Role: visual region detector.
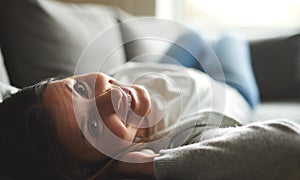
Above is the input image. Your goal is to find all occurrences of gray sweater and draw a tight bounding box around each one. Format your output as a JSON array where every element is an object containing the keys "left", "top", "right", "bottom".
[{"left": 153, "top": 112, "right": 300, "bottom": 180}]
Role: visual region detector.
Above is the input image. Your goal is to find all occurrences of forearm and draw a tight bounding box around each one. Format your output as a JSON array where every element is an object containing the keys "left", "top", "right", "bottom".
[
  {"left": 153, "top": 120, "right": 300, "bottom": 179},
  {"left": 111, "top": 149, "right": 157, "bottom": 179},
  {"left": 113, "top": 161, "right": 155, "bottom": 179}
]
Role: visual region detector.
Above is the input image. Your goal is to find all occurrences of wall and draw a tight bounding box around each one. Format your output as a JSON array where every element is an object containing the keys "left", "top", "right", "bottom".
[{"left": 58, "top": 0, "right": 155, "bottom": 16}]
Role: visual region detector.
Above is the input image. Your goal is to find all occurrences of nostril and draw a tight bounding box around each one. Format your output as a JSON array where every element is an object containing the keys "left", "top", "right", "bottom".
[{"left": 109, "top": 79, "right": 122, "bottom": 86}]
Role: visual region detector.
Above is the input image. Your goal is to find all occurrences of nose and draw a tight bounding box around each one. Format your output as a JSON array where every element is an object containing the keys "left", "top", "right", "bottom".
[
  {"left": 94, "top": 84, "right": 129, "bottom": 126},
  {"left": 88, "top": 73, "right": 123, "bottom": 114},
  {"left": 85, "top": 72, "right": 115, "bottom": 98}
]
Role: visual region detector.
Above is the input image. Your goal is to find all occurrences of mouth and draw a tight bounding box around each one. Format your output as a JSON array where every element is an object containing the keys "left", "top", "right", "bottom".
[
  {"left": 123, "top": 88, "right": 136, "bottom": 111},
  {"left": 113, "top": 87, "right": 136, "bottom": 126}
]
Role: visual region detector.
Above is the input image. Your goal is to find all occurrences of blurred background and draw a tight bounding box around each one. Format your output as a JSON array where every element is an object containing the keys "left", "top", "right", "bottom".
[
  {"left": 59, "top": 0, "right": 300, "bottom": 40},
  {"left": 56, "top": 0, "right": 300, "bottom": 121},
  {"left": 1, "top": 0, "right": 300, "bottom": 121}
]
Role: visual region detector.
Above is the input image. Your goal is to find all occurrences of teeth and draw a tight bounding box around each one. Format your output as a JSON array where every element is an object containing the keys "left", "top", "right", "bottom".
[{"left": 127, "top": 93, "right": 132, "bottom": 106}]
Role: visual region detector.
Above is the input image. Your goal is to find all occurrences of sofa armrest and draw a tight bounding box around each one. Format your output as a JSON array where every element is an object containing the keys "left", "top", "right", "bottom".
[{"left": 250, "top": 33, "right": 300, "bottom": 100}]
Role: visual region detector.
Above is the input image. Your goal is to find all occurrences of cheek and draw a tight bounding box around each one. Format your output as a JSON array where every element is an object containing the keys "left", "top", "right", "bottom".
[
  {"left": 101, "top": 114, "right": 133, "bottom": 141},
  {"left": 95, "top": 92, "right": 116, "bottom": 116},
  {"left": 94, "top": 92, "right": 138, "bottom": 142}
]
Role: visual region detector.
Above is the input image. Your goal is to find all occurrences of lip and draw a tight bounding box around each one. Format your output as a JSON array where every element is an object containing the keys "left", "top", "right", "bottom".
[
  {"left": 111, "top": 87, "right": 136, "bottom": 126},
  {"left": 121, "top": 87, "right": 136, "bottom": 111}
]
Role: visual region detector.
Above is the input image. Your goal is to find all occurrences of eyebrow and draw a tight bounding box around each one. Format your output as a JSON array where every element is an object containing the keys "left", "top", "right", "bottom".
[{"left": 64, "top": 80, "right": 79, "bottom": 98}]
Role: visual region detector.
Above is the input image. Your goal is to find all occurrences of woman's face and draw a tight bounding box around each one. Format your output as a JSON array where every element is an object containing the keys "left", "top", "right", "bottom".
[{"left": 42, "top": 73, "right": 151, "bottom": 162}]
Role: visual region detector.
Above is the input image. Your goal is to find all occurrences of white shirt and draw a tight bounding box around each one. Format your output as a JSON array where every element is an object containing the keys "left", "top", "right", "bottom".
[{"left": 109, "top": 62, "right": 251, "bottom": 128}]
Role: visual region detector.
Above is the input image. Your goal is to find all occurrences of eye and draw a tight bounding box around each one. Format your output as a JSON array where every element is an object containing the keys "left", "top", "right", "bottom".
[
  {"left": 74, "top": 80, "right": 89, "bottom": 98},
  {"left": 88, "top": 117, "right": 101, "bottom": 138}
]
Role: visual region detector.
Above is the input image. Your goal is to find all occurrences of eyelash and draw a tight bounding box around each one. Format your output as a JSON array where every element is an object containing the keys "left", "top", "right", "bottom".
[{"left": 74, "top": 80, "right": 90, "bottom": 98}]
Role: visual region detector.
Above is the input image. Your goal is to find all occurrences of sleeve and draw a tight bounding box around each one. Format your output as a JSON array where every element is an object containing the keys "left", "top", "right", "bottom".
[
  {"left": 153, "top": 119, "right": 300, "bottom": 180},
  {"left": 0, "top": 82, "right": 19, "bottom": 103}
]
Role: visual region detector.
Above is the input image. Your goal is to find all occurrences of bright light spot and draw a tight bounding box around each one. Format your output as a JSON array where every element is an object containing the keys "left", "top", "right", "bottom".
[{"left": 185, "top": 0, "right": 300, "bottom": 27}]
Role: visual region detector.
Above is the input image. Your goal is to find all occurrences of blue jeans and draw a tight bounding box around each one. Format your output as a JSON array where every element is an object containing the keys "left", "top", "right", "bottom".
[{"left": 162, "top": 31, "right": 260, "bottom": 109}]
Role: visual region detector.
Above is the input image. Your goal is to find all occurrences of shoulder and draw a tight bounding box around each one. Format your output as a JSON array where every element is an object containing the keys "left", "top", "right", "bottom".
[{"left": 156, "top": 111, "right": 240, "bottom": 148}]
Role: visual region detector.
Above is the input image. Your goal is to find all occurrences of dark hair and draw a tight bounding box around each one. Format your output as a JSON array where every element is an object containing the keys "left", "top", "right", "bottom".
[
  {"left": 0, "top": 79, "right": 152, "bottom": 180},
  {"left": 0, "top": 79, "right": 86, "bottom": 180}
]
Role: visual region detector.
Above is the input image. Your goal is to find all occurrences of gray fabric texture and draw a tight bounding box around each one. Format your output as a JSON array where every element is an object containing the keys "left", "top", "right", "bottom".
[
  {"left": 154, "top": 112, "right": 300, "bottom": 180},
  {"left": 120, "top": 18, "right": 191, "bottom": 63},
  {"left": 0, "top": 0, "right": 126, "bottom": 88}
]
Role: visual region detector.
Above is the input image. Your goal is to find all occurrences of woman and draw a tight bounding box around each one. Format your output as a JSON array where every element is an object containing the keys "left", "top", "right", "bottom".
[{"left": 2, "top": 32, "right": 298, "bottom": 180}]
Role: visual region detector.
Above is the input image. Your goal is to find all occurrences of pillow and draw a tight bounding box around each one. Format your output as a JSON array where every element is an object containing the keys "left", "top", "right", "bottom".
[
  {"left": 120, "top": 18, "right": 192, "bottom": 63},
  {"left": 0, "top": 0, "right": 126, "bottom": 88},
  {"left": 250, "top": 33, "right": 300, "bottom": 100},
  {"left": 0, "top": 49, "right": 10, "bottom": 84}
]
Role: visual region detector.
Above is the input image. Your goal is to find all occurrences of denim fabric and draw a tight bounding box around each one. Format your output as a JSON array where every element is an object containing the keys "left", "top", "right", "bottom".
[{"left": 162, "top": 31, "right": 260, "bottom": 109}]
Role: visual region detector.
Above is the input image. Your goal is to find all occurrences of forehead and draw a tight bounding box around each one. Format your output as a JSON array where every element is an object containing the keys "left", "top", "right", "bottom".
[
  {"left": 42, "top": 80, "right": 72, "bottom": 119},
  {"left": 41, "top": 80, "right": 106, "bottom": 162},
  {"left": 42, "top": 81, "right": 87, "bottom": 155},
  {"left": 42, "top": 80, "right": 79, "bottom": 137}
]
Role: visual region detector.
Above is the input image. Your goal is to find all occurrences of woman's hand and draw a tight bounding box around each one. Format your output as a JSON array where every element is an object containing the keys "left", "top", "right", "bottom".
[{"left": 113, "top": 149, "right": 159, "bottom": 179}]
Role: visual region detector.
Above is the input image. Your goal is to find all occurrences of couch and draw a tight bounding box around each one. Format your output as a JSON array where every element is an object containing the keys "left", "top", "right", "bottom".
[
  {"left": 1, "top": 0, "right": 300, "bottom": 116},
  {"left": 1, "top": 0, "right": 300, "bottom": 179},
  {"left": 1, "top": 0, "right": 300, "bottom": 123},
  {"left": 250, "top": 33, "right": 300, "bottom": 122}
]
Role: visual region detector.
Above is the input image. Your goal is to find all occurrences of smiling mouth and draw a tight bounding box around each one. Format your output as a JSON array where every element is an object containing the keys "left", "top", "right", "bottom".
[
  {"left": 124, "top": 89, "right": 138, "bottom": 126},
  {"left": 121, "top": 87, "right": 136, "bottom": 111},
  {"left": 126, "top": 92, "right": 132, "bottom": 108},
  {"left": 113, "top": 88, "right": 135, "bottom": 126}
]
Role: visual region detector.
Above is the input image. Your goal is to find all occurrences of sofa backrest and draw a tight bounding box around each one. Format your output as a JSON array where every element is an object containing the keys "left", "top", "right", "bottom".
[
  {"left": 1, "top": 0, "right": 300, "bottom": 101},
  {"left": 250, "top": 34, "right": 300, "bottom": 100},
  {"left": 0, "top": 0, "right": 127, "bottom": 88}
]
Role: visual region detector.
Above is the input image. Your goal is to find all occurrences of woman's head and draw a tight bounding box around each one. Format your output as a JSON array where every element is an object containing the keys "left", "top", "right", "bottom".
[
  {"left": 0, "top": 79, "right": 83, "bottom": 179},
  {"left": 0, "top": 72, "right": 152, "bottom": 179},
  {"left": 42, "top": 72, "right": 151, "bottom": 163}
]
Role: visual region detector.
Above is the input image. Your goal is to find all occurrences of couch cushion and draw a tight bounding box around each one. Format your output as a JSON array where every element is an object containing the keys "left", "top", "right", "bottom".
[
  {"left": 252, "top": 101, "right": 300, "bottom": 124},
  {"left": 120, "top": 18, "right": 193, "bottom": 63},
  {"left": 0, "top": 49, "right": 9, "bottom": 84},
  {"left": 250, "top": 34, "right": 300, "bottom": 100},
  {"left": 0, "top": 0, "right": 126, "bottom": 88}
]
